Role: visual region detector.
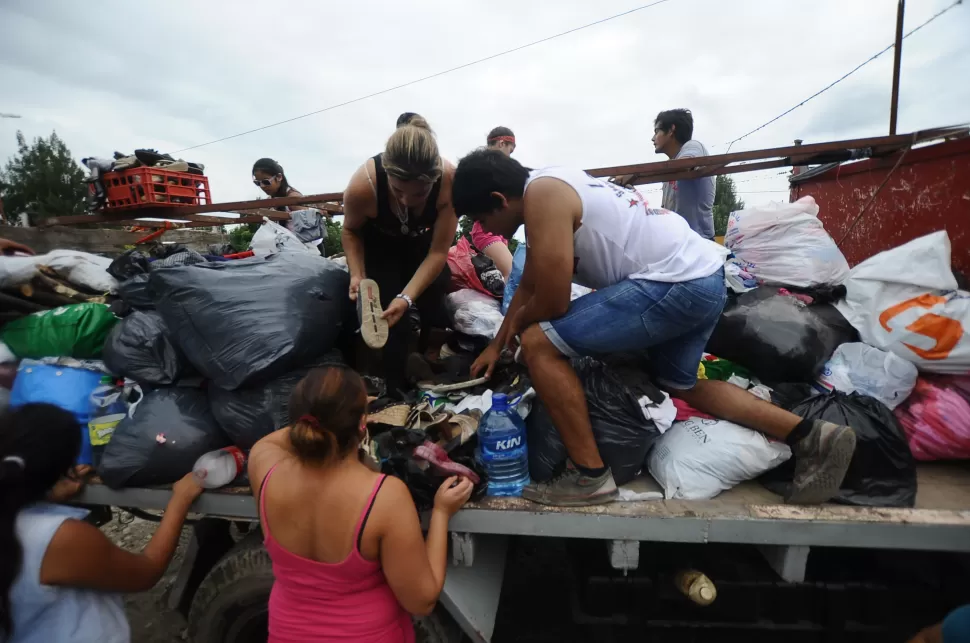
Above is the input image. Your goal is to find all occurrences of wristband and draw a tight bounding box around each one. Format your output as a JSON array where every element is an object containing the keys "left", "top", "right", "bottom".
[{"left": 395, "top": 293, "right": 413, "bottom": 308}]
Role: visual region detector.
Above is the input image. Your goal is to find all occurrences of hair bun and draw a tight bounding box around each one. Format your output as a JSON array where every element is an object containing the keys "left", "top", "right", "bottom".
[{"left": 405, "top": 115, "right": 432, "bottom": 132}]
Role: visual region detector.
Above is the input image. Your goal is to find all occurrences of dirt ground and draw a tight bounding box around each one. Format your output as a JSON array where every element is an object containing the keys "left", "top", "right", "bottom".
[{"left": 102, "top": 512, "right": 193, "bottom": 643}]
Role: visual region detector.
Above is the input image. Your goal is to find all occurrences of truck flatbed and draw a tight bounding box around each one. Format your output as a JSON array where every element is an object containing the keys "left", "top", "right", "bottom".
[{"left": 78, "top": 461, "right": 970, "bottom": 553}]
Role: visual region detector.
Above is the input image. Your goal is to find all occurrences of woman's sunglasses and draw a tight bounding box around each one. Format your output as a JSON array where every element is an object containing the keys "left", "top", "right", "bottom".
[{"left": 253, "top": 175, "right": 279, "bottom": 187}]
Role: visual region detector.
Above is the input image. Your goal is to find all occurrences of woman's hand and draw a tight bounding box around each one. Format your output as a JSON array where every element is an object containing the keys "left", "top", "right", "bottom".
[
  {"left": 433, "top": 476, "right": 474, "bottom": 517},
  {"left": 381, "top": 296, "right": 410, "bottom": 328},
  {"left": 470, "top": 343, "right": 501, "bottom": 379},
  {"left": 349, "top": 275, "right": 362, "bottom": 302},
  {"left": 47, "top": 465, "right": 93, "bottom": 502}
]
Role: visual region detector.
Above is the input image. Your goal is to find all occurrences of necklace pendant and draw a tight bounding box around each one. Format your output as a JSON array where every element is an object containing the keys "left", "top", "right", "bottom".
[{"left": 401, "top": 224, "right": 409, "bottom": 235}]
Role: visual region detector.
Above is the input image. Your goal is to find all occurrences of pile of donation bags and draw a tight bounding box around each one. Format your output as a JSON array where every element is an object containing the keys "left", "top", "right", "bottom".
[
  {"left": 2, "top": 202, "right": 969, "bottom": 510},
  {"left": 0, "top": 237, "right": 356, "bottom": 490}
]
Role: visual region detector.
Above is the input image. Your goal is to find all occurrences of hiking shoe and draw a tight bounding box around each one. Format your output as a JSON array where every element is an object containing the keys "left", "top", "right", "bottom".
[
  {"left": 522, "top": 461, "right": 618, "bottom": 507},
  {"left": 786, "top": 421, "right": 857, "bottom": 505},
  {"left": 357, "top": 278, "right": 388, "bottom": 350}
]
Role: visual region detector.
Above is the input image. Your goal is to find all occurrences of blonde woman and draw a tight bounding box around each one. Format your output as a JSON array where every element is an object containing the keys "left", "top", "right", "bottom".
[{"left": 342, "top": 114, "right": 458, "bottom": 396}]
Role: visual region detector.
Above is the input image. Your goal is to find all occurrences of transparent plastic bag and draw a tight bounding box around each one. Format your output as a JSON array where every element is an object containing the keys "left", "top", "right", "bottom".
[
  {"left": 445, "top": 289, "right": 504, "bottom": 339},
  {"left": 725, "top": 196, "right": 849, "bottom": 287}
]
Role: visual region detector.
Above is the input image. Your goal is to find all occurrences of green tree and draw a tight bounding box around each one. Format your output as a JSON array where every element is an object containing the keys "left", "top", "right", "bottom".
[
  {"left": 0, "top": 131, "right": 87, "bottom": 223},
  {"left": 322, "top": 218, "right": 344, "bottom": 256},
  {"left": 712, "top": 175, "right": 744, "bottom": 238},
  {"left": 228, "top": 223, "right": 259, "bottom": 252}
]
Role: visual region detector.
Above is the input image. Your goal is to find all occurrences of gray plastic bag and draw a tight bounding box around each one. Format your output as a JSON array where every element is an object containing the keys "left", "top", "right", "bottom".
[
  {"left": 98, "top": 389, "right": 229, "bottom": 488},
  {"left": 103, "top": 311, "right": 188, "bottom": 385},
  {"left": 150, "top": 253, "right": 350, "bottom": 390}
]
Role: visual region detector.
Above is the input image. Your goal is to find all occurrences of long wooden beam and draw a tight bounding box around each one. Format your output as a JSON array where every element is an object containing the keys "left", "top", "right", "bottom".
[
  {"left": 587, "top": 125, "right": 966, "bottom": 179},
  {"left": 41, "top": 192, "right": 344, "bottom": 227}
]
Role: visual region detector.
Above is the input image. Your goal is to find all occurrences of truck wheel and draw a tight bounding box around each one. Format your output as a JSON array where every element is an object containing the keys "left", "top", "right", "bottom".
[
  {"left": 414, "top": 606, "right": 467, "bottom": 643},
  {"left": 187, "top": 535, "right": 271, "bottom": 643}
]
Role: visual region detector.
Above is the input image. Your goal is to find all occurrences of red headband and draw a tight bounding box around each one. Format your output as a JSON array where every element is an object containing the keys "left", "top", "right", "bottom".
[
  {"left": 488, "top": 135, "right": 516, "bottom": 145},
  {"left": 298, "top": 415, "right": 320, "bottom": 429}
]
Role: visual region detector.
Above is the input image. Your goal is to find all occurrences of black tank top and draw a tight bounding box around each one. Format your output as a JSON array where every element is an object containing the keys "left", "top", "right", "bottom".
[{"left": 366, "top": 154, "right": 442, "bottom": 240}]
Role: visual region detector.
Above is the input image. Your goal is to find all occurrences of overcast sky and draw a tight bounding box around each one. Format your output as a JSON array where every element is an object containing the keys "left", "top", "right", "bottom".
[{"left": 1, "top": 0, "right": 968, "bottom": 213}]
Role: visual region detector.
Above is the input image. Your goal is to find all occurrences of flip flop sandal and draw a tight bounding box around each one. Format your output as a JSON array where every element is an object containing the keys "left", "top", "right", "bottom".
[
  {"left": 417, "top": 376, "right": 489, "bottom": 394},
  {"left": 357, "top": 279, "right": 388, "bottom": 349}
]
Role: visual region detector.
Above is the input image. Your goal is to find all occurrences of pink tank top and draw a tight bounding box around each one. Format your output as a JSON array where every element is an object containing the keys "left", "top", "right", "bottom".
[{"left": 260, "top": 467, "right": 415, "bottom": 643}]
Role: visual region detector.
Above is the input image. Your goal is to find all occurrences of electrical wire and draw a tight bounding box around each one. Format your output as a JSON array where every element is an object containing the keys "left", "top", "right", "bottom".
[
  {"left": 174, "top": 0, "right": 675, "bottom": 153},
  {"left": 720, "top": 0, "right": 963, "bottom": 151}
]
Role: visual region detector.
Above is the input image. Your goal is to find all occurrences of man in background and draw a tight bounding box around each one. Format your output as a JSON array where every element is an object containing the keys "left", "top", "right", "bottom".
[
  {"left": 653, "top": 109, "right": 716, "bottom": 240},
  {"left": 487, "top": 126, "right": 516, "bottom": 157}
]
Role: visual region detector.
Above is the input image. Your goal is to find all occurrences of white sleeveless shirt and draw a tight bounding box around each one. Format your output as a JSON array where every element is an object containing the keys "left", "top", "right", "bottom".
[{"left": 524, "top": 167, "right": 725, "bottom": 289}]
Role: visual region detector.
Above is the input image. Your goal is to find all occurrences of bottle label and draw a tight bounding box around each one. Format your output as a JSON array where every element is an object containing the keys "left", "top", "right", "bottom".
[
  {"left": 493, "top": 436, "right": 523, "bottom": 451},
  {"left": 223, "top": 446, "right": 246, "bottom": 476}
]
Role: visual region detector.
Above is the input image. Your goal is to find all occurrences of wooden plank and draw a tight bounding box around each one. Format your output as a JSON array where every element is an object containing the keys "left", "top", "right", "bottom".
[
  {"left": 586, "top": 125, "right": 967, "bottom": 179},
  {"left": 40, "top": 192, "right": 346, "bottom": 227}
]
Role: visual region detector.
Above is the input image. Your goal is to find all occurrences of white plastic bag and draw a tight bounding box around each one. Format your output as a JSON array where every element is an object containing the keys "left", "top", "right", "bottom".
[
  {"left": 724, "top": 195, "right": 849, "bottom": 288},
  {"left": 835, "top": 231, "right": 970, "bottom": 374},
  {"left": 250, "top": 219, "right": 318, "bottom": 258},
  {"left": 445, "top": 289, "right": 504, "bottom": 339},
  {"left": 0, "top": 249, "right": 117, "bottom": 293},
  {"left": 817, "top": 343, "right": 918, "bottom": 410},
  {"left": 647, "top": 417, "right": 791, "bottom": 500}
]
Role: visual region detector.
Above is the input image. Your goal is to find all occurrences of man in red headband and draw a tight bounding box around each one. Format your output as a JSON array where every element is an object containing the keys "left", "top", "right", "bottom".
[{"left": 487, "top": 126, "right": 516, "bottom": 157}]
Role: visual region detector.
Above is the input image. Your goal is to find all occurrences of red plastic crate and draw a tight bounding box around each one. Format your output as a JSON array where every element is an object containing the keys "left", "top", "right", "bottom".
[{"left": 97, "top": 167, "right": 212, "bottom": 210}]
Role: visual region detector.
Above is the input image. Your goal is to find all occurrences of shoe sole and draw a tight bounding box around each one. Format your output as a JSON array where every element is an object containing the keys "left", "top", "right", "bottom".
[
  {"left": 521, "top": 487, "right": 618, "bottom": 507},
  {"left": 785, "top": 426, "right": 857, "bottom": 505},
  {"left": 358, "top": 279, "right": 388, "bottom": 350}
]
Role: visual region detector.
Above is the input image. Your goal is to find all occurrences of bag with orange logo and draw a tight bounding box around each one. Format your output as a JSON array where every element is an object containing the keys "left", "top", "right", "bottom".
[{"left": 835, "top": 232, "right": 970, "bottom": 374}]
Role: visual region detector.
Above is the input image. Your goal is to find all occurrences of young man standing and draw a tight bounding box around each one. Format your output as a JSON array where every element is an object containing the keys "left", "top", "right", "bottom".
[
  {"left": 653, "top": 109, "right": 716, "bottom": 240},
  {"left": 454, "top": 149, "right": 857, "bottom": 507}
]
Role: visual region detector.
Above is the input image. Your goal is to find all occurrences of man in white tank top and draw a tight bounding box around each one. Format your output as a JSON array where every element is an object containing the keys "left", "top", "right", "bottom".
[{"left": 453, "top": 149, "right": 857, "bottom": 507}]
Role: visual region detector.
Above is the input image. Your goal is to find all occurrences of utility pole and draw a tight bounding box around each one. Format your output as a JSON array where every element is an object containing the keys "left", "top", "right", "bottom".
[{"left": 889, "top": 0, "right": 905, "bottom": 135}]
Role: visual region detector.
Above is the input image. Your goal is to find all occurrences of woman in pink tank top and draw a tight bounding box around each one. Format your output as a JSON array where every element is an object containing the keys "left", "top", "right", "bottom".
[{"left": 248, "top": 365, "right": 474, "bottom": 643}]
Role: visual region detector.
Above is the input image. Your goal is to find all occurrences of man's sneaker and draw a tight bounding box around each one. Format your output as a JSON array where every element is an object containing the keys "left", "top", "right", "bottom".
[
  {"left": 521, "top": 461, "right": 618, "bottom": 507},
  {"left": 786, "top": 421, "right": 857, "bottom": 505},
  {"left": 357, "top": 278, "right": 388, "bottom": 350}
]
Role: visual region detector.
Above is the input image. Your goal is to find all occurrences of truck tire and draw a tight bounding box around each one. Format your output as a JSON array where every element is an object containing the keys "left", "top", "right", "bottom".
[
  {"left": 414, "top": 607, "right": 467, "bottom": 643},
  {"left": 187, "top": 535, "right": 272, "bottom": 643}
]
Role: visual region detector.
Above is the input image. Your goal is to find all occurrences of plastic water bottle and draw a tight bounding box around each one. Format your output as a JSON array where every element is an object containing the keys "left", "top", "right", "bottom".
[
  {"left": 192, "top": 447, "right": 246, "bottom": 489},
  {"left": 477, "top": 393, "right": 530, "bottom": 496}
]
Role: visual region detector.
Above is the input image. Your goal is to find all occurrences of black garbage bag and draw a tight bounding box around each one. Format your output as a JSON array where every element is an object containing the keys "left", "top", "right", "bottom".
[
  {"left": 107, "top": 249, "right": 151, "bottom": 281},
  {"left": 527, "top": 357, "right": 662, "bottom": 486},
  {"left": 379, "top": 431, "right": 488, "bottom": 511},
  {"left": 706, "top": 287, "right": 858, "bottom": 383},
  {"left": 99, "top": 389, "right": 229, "bottom": 488},
  {"left": 150, "top": 253, "right": 350, "bottom": 390},
  {"left": 760, "top": 387, "right": 917, "bottom": 508},
  {"left": 117, "top": 274, "right": 155, "bottom": 310},
  {"left": 208, "top": 352, "right": 344, "bottom": 450},
  {"left": 103, "top": 311, "right": 189, "bottom": 386}
]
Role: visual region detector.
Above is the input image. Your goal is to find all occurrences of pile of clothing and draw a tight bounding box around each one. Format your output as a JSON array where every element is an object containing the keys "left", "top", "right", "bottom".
[{"left": 83, "top": 148, "right": 205, "bottom": 210}]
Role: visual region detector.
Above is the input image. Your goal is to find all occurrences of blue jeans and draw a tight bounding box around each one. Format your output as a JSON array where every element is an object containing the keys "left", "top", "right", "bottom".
[{"left": 539, "top": 269, "right": 727, "bottom": 390}]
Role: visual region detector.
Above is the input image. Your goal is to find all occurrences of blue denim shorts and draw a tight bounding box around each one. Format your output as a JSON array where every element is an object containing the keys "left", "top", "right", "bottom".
[{"left": 539, "top": 268, "right": 727, "bottom": 390}]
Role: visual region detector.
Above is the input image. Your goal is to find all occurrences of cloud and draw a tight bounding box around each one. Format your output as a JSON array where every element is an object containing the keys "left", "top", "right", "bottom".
[{"left": 1, "top": 0, "right": 967, "bottom": 209}]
